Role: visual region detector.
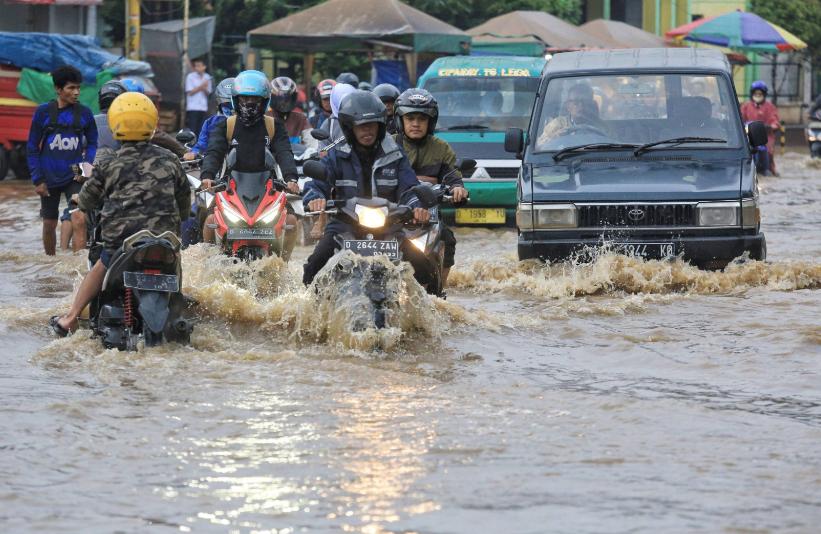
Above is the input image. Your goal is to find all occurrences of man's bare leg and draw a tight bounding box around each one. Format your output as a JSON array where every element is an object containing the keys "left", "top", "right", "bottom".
[
  {"left": 70, "top": 210, "right": 86, "bottom": 252},
  {"left": 60, "top": 220, "right": 72, "bottom": 250},
  {"left": 202, "top": 214, "right": 216, "bottom": 244},
  {"left": 282, "top": 214, "right": 298, "bottom": 262},
  {"left": 43, "top": 219, "right": 58, "bottom": 255},
  {"left": 56, "top": 259, "right": 106, "bottom": 332}
]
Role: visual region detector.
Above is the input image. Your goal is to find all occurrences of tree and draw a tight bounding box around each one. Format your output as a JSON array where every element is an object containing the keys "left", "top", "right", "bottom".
[{"left": 750, "top": 0, "right": 821, "bottom": 67}]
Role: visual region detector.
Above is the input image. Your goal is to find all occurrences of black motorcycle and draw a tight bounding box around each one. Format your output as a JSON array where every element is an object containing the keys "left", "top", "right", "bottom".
[
  {"left": 302, "top": 161, "right": 465, "bottom": 329},
  {"left": 89, "top": 230, "right": 194, "bottom": 350}
]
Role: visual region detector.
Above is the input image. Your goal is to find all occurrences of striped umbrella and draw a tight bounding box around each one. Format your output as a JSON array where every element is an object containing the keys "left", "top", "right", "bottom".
[{"left": 665, "top": 10, "right": 806, "bottom": 53}]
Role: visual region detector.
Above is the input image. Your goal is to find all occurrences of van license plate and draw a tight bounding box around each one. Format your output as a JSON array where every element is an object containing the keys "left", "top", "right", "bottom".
[
  {"left": 343, "top": 240, "right": 400, "bottom": 259},
  {"left": 455, "top": 208, "right": 506, "bottom": 225},
  {"left": 614, "top": 242, "right": 675, "bottom": 258}
]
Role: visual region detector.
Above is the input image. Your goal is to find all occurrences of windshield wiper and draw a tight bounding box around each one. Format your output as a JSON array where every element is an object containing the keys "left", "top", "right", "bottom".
[
  {"left": 444, "top": 124, "right": 489, "bottom": 131},
  {"left": 634, "top": 137, "right": 726, "bottom": 156},
  {"left": 552, "top": 142, "right": 639, "bottom": 162}
]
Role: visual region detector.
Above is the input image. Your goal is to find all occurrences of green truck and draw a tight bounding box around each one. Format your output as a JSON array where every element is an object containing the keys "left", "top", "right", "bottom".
[{"left": 417, "top": 55, "right": 546, "bottom": 225}]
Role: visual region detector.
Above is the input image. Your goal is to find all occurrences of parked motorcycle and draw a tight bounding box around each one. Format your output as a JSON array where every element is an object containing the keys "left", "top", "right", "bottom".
[{"left": 88, "top": 230, "right": 194, "bottom": 350}]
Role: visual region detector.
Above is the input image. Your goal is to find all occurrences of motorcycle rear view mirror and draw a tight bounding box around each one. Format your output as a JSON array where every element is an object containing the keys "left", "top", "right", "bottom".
[
  {"left": 747, "top": 121, "right": 768, "bottom": 148},
  {"left": 458, "top": 158, "right": 477, "bottom": 173},
  {"left": 176, "top": 129, "right": 196, "bottom": 145},
  {"left": 412, "top": 184, "right": 438, "bottom": 208},
  {"left": 310, "top": 128, "right": 330, "bottom": 141},
  {"left": 302, "top": 160, "right": 327, "bottom": 181}
]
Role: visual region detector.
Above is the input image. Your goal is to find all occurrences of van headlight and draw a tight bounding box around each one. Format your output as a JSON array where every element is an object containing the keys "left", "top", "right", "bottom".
[
  {"left": 697, "top": 201, "right": 739, "bottom": 227},
  {"left": 517, "top": 203, "right": 577, "bottom": 230},
  {"left": 355, "top": 205, "right": 388, "bottom": 228}
]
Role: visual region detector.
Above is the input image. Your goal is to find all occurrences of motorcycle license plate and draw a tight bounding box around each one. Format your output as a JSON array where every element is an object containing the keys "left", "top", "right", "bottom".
[
  {"left": 455, "top": 208, "right": 506, "bottom": 225},
  {"left": 226, "top": 227, "right": 275, "bottom": 239},
  {"left": 613, "top": 242, "right": 675, "bottom": 258},
  {"left": 123, "top": 271, "right": 179, "bottom": 292},
  {"left": 343, "top": 239, "right": 400, "bottom": 259}
]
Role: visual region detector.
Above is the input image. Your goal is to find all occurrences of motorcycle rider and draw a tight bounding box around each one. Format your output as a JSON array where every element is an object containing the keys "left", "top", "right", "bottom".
[
  {"left": 301, "top": 90, "right": 430, "bottom": 286},
  {"left": 373, "top": 83, "right": 400, "bottom": 135},
  {"left": 336, "top": 72, "right": 359, "bottom": 87},
  {"left": 358, "top": 81, "right": 373, "bottom": 92},
  {"left": 50, "top": 92, "right": 189, "bottom": 336},
  {"left": 270, "top": 76, "right": 311, "bottom": 143},
  {"left": 310, "top": 78, "right": 336, "bottom": 129},
  {"left": 317, "top": 82, "right": 357, "bottom": 150},
  {"left": 184, "top": 77, "right": 234, "bottom": 160},
  {"left": 199, "top": 70, "right": 300, "bottom": 258},
  {"left": 740, "top": 80, "right": 781, "bottom": 176},
  {"left": 394, "top": 88, "right": 468, "bottom": 287}
]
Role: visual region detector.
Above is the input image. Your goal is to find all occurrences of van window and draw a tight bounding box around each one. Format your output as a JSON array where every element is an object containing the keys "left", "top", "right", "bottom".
[
  {"left": 424, "top": 76, "right": 540, "bottom": 132},
  {"left": 534, "top": 74, "right": 741, "bottom": 151}
]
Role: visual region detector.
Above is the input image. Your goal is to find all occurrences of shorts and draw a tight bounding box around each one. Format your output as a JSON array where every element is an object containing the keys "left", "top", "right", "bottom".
[
  {"left": 59, "top": 206, "right": 72, "bottom": 223},
  {"left": 99, "top": 248, "right": 115, "bottom": 268},
  {"left": 40, "top": 180, "right": 82, "bottom": 220}
]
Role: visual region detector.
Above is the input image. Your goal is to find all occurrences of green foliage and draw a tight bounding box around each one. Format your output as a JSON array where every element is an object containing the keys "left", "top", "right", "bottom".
[
  {"left": 407, "top": 0, "right": 582, "bottom": 28},
  {"left": 750, "top": 0, "right": 821, "bottom": 65}
]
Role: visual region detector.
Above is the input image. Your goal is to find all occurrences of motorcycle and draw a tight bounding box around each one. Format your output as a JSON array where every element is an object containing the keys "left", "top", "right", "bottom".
[
  {"left": 89, "top": 230, "right": 194, "bottom": 350},
  {"left": 807, "top": 110, "right": 821, "bottom": 159},
  {"left": 211, "top": 150, "right": 293, "bottom": 261},
  {"left": 301, "top": 160, "right": 465, "bottom": 330}
]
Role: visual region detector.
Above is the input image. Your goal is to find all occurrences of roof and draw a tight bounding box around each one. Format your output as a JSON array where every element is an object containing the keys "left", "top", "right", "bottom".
[
  {"left": 418, "top": 55, "right": 546, "bottom": 86},
  {"left": 545, "top": 48, "right": 731, "bottom": 75},
  {"left": 579, "top": 19, "right": 666, "bottom": 49},
  {"left": 468, "top": 11, "right": 612, "bottom": 50},
  {"left": 248, "top": 0, "right": 468, "bottom": 53}
]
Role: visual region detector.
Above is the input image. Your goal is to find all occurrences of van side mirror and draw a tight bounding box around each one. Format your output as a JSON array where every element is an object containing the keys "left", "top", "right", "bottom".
[
  {"left": 505, "top": 127, "right": 524, "bottom": 158},
  {"left": 747, "top": 121, "right": 768, "bottom": 148}
]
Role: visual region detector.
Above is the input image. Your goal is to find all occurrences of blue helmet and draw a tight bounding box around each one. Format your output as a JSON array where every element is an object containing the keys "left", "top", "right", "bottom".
[
  {"left": 231, "top": 70, "right": 271, "bottom": 110},
  {"left": 120, "top": 78, "right": 145, "bottom": 94},
  {"left": 750, "top": 80, "right": 768, "bottom": 97}
]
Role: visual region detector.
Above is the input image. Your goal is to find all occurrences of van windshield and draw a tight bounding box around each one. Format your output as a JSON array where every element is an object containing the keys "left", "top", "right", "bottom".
[
  {"left": 534, "top": 74, "right": 742, "bottom": 152},
  {"left": 424, "top": 76, "right": 540, "bottom": 132}
]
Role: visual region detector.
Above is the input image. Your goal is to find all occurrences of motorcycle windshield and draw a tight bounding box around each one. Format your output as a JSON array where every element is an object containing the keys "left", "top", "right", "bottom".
[{"left": 232, "top": 171, "right": 270, "bottom": 217}]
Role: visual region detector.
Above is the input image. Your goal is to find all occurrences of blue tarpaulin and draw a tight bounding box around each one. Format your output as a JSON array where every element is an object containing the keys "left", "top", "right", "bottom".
[
  {"left": 0, "top": 32, "right": 152, "bottom": 84},
  {"left": 373, "top": 60, "right": 433, "bottom": 91}
]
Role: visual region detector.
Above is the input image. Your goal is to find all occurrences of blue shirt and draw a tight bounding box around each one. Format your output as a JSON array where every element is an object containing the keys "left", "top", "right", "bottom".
[
  {"left": 27, "top": 102, "right": 97, "bottom": 188},
  {"left": 192, "top": 114, "right": 226, "bottom": 155}
]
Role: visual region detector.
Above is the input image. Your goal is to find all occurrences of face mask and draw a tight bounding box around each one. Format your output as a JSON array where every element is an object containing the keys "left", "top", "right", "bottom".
[
  {"left": 752, "top": 94, "right": 765, "bottom": 104},
  {"left": 237, "top": 100, "right": 264, "bottom": 126}
]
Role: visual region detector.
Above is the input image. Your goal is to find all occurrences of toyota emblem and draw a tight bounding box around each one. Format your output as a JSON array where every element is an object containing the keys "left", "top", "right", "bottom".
[{"left": 627, "top": 208, "right": 645, "bottom": 222}]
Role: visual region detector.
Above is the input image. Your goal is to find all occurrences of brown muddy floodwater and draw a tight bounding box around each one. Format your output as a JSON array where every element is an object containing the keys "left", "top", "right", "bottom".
[{"left": 1, "top": 153, "right": 820, "bottom": 533}]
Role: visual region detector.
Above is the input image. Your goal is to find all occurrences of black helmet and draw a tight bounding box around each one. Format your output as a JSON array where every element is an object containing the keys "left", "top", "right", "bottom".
[
  {"left": 336, "top": 72, "right": 360, "bottom": 87},
  {"left": 394, "top": 88, "right": 438, "bottom": 136},
  {"left": 358, "top": 81, "right": 373, "bottom": 91},
  {"left": 271, "top": 76, "right": 298, "bottom": 113},
  {"left": 373, "top": 83, "right": 400, "bottom": 104},
  {"left": 337, "top": 90, "right": 387, "bottom": 147},
  {"left": 98, "top": 80, "right": 126, "bottom": 112}
]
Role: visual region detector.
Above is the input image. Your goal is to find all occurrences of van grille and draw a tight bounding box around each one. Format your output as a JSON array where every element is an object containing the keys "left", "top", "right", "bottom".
[{"left": 577, "top": 203, "right": 697, "bottom": 227}]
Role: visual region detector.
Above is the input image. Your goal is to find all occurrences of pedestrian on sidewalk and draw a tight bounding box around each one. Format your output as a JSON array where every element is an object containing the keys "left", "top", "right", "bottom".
[{"left": 185, "top": 58, "right": 212, "bottom": 136}]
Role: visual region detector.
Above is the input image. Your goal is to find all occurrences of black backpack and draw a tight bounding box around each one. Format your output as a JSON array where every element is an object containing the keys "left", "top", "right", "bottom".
[{"left": 43, "top": 100, "right": 84, "bottom": 138}]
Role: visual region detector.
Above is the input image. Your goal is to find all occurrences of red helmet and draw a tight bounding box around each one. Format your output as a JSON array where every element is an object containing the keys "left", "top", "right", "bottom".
[{"left": 317, "top": 78, "right": 336, "bottom": 98}]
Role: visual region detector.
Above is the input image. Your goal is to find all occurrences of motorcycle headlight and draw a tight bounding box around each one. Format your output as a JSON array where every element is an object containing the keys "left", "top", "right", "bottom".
[
  {"left": 355, "top": 205, "right": 388, "bottom": 228},
  {"left": 409, "top": 233, "right": 428, "bottom": 251},
  {"left": 221, "top": 204, "right": 244, "bottom": 224},
  {"left": 258, "top": 203, "right": 282, "bottom": 225},
  {"left": 697, "top": 202, "right": 739, "bottom": 227}
]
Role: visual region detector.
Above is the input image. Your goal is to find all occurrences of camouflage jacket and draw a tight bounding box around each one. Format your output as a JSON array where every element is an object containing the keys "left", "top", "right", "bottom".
[
  {"left": 78, "top": 142, "right": 189, "bottom": 251},
  {"left": 394, "top": 134, "right": 464, "bottom": 187}
]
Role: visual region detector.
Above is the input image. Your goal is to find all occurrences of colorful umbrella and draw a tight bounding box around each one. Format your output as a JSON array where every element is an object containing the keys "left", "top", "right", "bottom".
[{"left": 665, "top": 10, "right": 806, "bottom": 53}]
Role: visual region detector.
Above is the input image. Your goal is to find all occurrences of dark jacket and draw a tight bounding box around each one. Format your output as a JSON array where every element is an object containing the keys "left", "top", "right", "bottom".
[
  {"left": 303, "top": 136, "right": 420, "bottom": 231},
  {"left": 27, "top": 101, "right": 97, "bottom": 188},
  {"left": 79, "top": 142, "right": 188, "bottom": 252},
  {"left": 200, "top": 116, "right": 298, "bottom": 181},
  {"left": 395, "top": 134, "right": 464, "bottom": 187}
]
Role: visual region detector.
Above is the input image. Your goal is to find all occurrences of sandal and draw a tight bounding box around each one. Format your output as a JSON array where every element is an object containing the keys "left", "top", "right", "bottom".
[{"left": 49, "top": 315, "right": 72, "bottom": 338}]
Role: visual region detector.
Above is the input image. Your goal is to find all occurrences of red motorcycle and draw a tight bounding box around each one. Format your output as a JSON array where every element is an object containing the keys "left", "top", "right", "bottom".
[{"left": 212, "top": 169, "right": 291, "bottom": 261}]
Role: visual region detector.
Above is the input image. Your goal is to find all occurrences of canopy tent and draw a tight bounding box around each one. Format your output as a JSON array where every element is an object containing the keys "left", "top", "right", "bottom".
[
  {"left": 247, "top": 0, "right": 468, "bottom": 54},
  {"left": 580, "top": 19, "right": 666, "bottom": 49},
  {"left": 467, "top": 10, "right": 612, "bottom": 56}
]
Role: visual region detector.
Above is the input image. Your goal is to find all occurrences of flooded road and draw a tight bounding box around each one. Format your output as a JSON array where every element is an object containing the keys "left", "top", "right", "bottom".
[{"left": 1, "top": 153, "right": 820, "bottom": 533}]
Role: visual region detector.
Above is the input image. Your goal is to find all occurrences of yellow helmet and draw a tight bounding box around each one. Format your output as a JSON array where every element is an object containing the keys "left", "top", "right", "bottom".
[{"left": 108, "top": 92, "right": 158, "bottom": 141}]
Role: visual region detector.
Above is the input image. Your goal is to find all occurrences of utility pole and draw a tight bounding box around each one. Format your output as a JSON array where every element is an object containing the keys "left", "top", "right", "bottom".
[
  {"left": 180, "top": 0, "right": 190, "bottom": 130},
  {"left": 125, "top": 0, "right": 141, "bottom": 60}
]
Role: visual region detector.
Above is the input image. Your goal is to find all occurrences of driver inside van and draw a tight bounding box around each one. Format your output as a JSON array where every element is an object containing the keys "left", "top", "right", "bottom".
[{"left": 537, "top": 83, "right": 608, "bottom": 147}]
